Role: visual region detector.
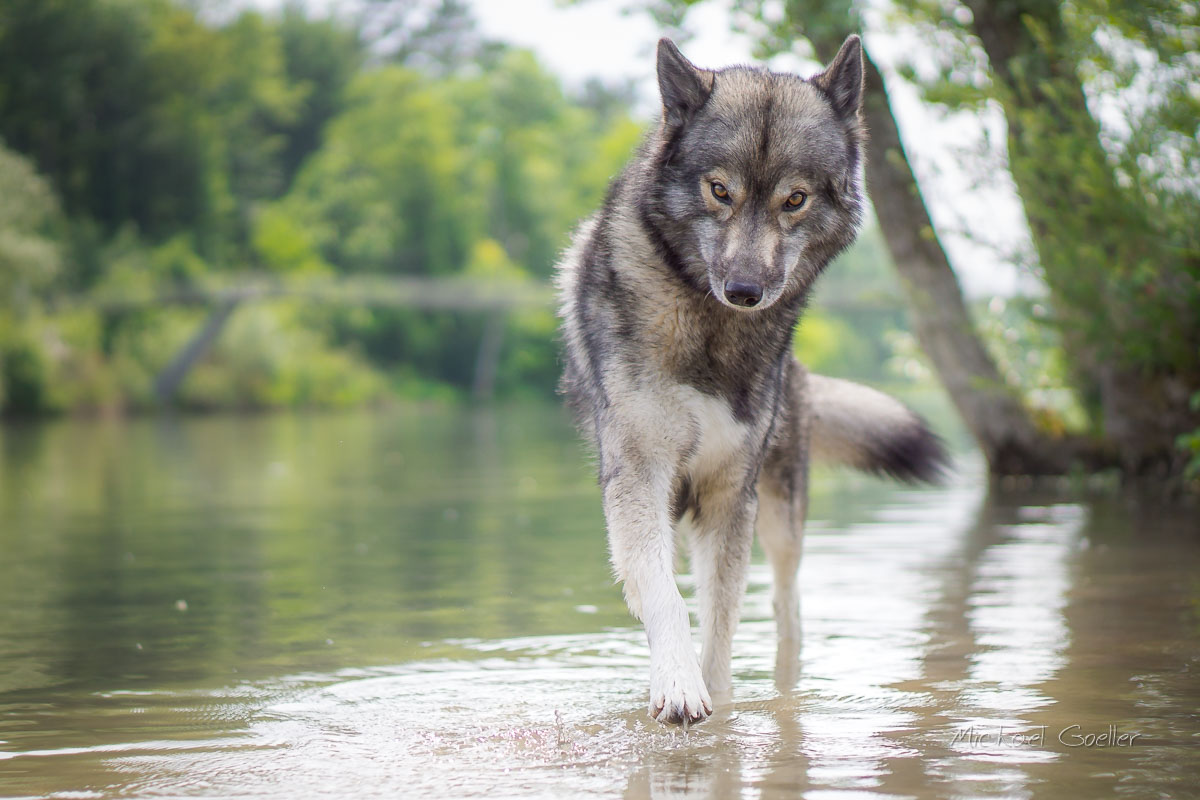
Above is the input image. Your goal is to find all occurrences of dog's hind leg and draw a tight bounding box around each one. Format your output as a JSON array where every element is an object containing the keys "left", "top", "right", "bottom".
[
  {"left": 756, "top": 480, "right": 806, "bottom": 691},
  {"left": 754, "top": 361, "right": 812, "bottom": 690},
  {"left": 685, "top": 486, "right": 757, "bottom": 698},
  {"left": 756, "top": 480, "right": 805, "bottom": 643}
]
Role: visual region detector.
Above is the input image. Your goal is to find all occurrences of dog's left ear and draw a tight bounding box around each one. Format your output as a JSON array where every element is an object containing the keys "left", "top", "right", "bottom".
[
  {"left": 813, "top": 34, "right": 864, "bottom": 121},
  {"left": 657, "top": 38, "right": 713, "bottom": 128}
]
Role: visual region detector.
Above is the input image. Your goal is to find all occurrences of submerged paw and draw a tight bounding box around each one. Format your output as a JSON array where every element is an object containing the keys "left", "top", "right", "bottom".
[{"left": 649, "top": 670, "right": 713, "bottom": 726}]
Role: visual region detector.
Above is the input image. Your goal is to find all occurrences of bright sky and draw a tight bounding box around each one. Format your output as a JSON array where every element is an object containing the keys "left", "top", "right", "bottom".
[
  {"left": 467, "top": 0, "right": 814, "bottom": 92},
  {"left": 245, "top": 0, "right": 1031, "bottom": 297}
]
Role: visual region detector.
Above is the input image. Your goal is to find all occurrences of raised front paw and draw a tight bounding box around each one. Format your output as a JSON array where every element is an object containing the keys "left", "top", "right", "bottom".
[{"left": 649, "top": 655, "right": 713, "bottom": 726}]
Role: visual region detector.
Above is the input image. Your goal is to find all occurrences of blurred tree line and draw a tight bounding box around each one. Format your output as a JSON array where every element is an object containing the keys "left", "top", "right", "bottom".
[
  {"left": 0, "top": 0, "right": 910, "bottom": 417},
  {"left": 653, "top": 0, "right": 1199, "bottom": 489}
]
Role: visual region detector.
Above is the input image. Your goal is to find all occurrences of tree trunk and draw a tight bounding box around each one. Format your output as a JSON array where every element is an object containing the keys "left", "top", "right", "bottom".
[
  {"left": 154, "top": 300, "right": 240, "bottom": 405},
  {"left": 807, "top": 29, "right": 1082, "bottom": 474},
  {"left": 962, "top": 0, "right": 1130, "bottom": 335},
  {"left": 861, "top": 50, "right": 1080, "bottom": 474},
  {"left": 961, "top": 0, "right": 1198, "bottom": 482}
]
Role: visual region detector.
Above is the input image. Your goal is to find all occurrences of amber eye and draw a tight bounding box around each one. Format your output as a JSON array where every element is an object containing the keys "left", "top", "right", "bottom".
[
  {"left": 710, "top": 182, "right": 731, "bottom": 203},
  {"left": 784, "top": 191, "right": 807, "bottom": 210}
]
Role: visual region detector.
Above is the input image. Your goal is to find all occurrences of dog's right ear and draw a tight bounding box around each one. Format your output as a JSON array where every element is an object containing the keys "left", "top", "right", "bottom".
[{"left": 657, "top": 39, "right": 712, "bottom": 128}]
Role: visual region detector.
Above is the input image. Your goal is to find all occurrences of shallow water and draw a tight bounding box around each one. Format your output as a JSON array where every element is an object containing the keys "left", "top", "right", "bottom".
[{"left": 1, "top": 406, "right": 1197, "bottom": 799}]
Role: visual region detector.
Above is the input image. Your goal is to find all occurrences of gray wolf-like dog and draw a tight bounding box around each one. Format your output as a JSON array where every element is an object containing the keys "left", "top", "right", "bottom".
[{"left": 557, "top": 35, "right": 946, "bottom": 726}]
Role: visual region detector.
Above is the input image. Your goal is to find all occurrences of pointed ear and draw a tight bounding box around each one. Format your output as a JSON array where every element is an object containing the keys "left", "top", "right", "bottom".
[
  {"left": 812, "top": 34, "right": 864, "bottom": 121},
  {"left": 657, "top": 38, "right": 712, "bottom": 127}
]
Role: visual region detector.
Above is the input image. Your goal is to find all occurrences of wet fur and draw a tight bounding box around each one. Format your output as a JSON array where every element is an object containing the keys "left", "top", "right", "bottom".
[{"left": 557, "top": 37, "right": 947, "bottom": 725}]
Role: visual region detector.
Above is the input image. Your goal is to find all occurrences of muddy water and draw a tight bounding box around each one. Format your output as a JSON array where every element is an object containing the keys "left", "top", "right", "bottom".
[{"left": 0, "top": 407, "right": 1197, "bottom": 799}]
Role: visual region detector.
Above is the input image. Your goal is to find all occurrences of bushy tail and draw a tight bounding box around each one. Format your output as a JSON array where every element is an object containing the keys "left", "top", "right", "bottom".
[{"left": 808, "top": 374, "right": 949, "bottom": 484}]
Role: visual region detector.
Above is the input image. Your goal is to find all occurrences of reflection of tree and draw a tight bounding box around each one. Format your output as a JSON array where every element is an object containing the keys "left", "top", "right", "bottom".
[
  {"left": 865, "top": 487, "right": 1199, "bottom": 798},
  {"left": 1023, "top": 499, "right": 1200, "bottom": 800},
  {"left": 865, "top": 487, "right": 1078, "bottom": 797},
  {"left": 875, "top": 489, "right": 1019, "bottom": 796}
]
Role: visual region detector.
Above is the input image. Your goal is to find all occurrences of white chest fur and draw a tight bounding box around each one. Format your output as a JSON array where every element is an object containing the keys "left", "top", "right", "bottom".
[{"left": 682, "top": 390, "right": 749, "bottom": 481}]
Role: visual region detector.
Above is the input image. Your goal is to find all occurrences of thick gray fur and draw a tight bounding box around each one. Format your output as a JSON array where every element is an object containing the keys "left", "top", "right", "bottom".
[{"left": 556, "top": 36, "right": 948, "bottom": 726}]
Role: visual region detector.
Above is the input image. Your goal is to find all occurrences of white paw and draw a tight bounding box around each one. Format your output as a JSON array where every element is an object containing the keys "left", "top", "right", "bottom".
[{"left": 648, "top": 652, "right": 712, "bottom": 726}]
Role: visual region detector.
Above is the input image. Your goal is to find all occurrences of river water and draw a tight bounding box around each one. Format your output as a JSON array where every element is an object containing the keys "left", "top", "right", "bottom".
[{"left": 0, "top": 406, "right": 1197, "bottom": 799}]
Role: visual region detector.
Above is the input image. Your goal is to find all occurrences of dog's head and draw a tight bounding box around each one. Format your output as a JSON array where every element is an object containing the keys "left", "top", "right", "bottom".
[{"left": 647, "top": 36, "right": 866, "bottom": 313}]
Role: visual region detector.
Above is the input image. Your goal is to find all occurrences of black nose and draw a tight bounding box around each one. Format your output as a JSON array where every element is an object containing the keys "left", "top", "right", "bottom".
[{"left": 723, "top": 280, "right": 763, "bottom": 308}]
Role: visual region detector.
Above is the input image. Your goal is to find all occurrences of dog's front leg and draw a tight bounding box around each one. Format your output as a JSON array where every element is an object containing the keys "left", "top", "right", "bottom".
[{"left": 601, "top": 448, "right": 711, "bottom": 725}]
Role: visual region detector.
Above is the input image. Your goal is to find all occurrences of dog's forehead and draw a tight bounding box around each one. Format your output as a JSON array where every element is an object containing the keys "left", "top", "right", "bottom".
[{"left": 689, "top": 67, "right": 849, "bottom": 180}]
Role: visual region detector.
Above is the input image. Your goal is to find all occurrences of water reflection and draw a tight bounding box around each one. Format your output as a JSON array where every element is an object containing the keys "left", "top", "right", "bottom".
[{"left": 0, "top": 410, "right": 1197, "bottom": 799}]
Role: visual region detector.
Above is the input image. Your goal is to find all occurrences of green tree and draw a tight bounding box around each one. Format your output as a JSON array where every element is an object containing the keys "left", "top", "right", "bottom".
[
  {"left": 0, "top": 0, "right": 304, "bottom": 257},
  {"left": 280, "top": 66, "right": 471, "bottom": 276},
  {"left": 0, "top": 0, "right": 207, "bottom": 241},
  {"left": 275, "top": 4, "right": 365, "bottom": 188},
  {"left": 0, "top": 143, "right": 63, "bottom": 413},
  {"left": 266, "top": 48, "right": 640, "bottom": 392},
  {"left": 899, "top": 0, "right": 1200, "bottom": 483},
  {"left": 0, "top": 1, "right": 647, "bottom": 410},
  {"left": 0, "top": 143, "right": 61, "bottom": 310}
]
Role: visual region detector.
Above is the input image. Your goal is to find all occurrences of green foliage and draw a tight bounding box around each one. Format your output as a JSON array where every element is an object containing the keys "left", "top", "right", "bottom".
[
  {"left": 890, "top": 0, "right": 1200, "bottom": 472},
  {"left": 279, "top": 66, "right": 470, "bottom": 276},
  {"left": 0, "top": 144, "right": 63, "bottom": 412},
  {"left": 269, "top": 48, "right": 641, "bottom": 395},
  {"left": 0, "top": 0, "right": 642, "bottom": 413},
  {"left": 0, "top": 302, "right": 385, "bottom": 415},
  {"left": 251, "top": 207, "right": 331, "bottom": 276},
  {"left": 0, "top": 0, "right": 332, "bottom": 258},
  {"left": 0, "top": 0, "right": 917, "bottom": 415},
  {"left": 0, "top": 143, "right": 61, "bottom": 309},
  {"left": 794, "top": 312, "right": 867, "bottom": 376},
  {"left": 973, "top": 296, "right": 1089, "bottom": 435},
  {"left": 275, "top": 5, "right": 365, "bottom": 188},
  {"left": 1179, "top": 391, "right": 1200, "bottom": 481},
  {"left": 175, "top": 303, "right": 386, "bottom": 411},
  {"left": 1063, "top": 2, "right": 1200, "bottom": 372},
  {"left": 0, "top": 335, "right": 46, "bottom": 413},
  {"left": 276, "top": 49, "right": 641, "bottom": 281}
]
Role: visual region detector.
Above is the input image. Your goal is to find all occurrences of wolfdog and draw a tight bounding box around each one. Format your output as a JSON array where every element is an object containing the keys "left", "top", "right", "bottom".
[{"left": 556, "top": 35, "right": 947, "bottom": 725}]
